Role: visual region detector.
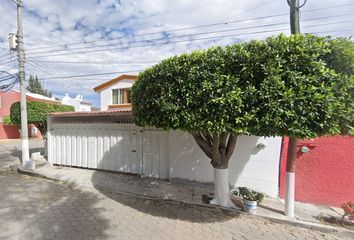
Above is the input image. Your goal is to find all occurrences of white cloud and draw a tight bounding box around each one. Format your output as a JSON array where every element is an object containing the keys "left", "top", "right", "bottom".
[{"left": 0, "top": 0, "right": 353, "bottom": 107}]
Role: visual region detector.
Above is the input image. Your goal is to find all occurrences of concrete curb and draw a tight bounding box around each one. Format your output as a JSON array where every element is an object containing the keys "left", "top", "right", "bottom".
[{"left": 17, "top": 165, "right": 354, "bottom": 238}]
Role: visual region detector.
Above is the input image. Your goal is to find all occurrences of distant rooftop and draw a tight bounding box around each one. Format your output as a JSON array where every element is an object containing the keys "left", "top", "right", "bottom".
[{"left": 13, "top": 90, "right": 59, "bottom": 103}]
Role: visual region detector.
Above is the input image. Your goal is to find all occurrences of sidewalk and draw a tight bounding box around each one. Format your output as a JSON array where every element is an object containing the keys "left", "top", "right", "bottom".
[{"left": 18, "top": 158, "right": 352, "bottom": 235}]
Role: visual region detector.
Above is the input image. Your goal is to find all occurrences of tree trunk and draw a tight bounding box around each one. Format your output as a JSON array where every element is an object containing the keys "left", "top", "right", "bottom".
[
  {"left": 285, "top": 137, "right": 298, "bottom": 217},
  {"left": 192, "top": 132, "right": 238, "bottom": 208},
  {"left": 210, "top": 168, "right": 236, "bottom": 208}
]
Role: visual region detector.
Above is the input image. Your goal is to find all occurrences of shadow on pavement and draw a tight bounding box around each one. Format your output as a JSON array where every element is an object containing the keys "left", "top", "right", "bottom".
[
  {"left": 0, "top": 141, "right": 111, "bottom": 239},
  {"left": 91, "top": 173, "right": 239, "bottom": 223},
  {"left": 0, "top": 172, "right": 110, "bottom": 239},
  {"left": 0, "top": 140, "right": 44, "bottom": 169}
]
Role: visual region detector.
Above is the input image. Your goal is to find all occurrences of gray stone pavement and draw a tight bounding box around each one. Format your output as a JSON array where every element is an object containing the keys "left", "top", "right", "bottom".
[{"left": 0, "top": 139, "right": 353, "bottom": 240}]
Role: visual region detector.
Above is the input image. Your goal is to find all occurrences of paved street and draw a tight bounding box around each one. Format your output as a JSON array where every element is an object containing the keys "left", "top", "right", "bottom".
[{"left": 0, "top": 140, "right": 353, "bottom": 240}]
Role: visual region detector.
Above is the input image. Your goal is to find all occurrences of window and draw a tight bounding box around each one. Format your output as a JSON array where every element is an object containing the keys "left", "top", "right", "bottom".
[{"left": 112, "top": 89, "right": 131, "bottom": 104}]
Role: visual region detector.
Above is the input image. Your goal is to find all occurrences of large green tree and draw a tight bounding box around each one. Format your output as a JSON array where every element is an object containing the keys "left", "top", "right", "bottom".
[
  {"left": 27, "top": 75, "right": 52, "bottom": 97},
  {"left": 132, "top": 34, "right": 353, "bottom": 207},
  {"left": 10, "top": 101, "right": 74, "bottom": 137}
]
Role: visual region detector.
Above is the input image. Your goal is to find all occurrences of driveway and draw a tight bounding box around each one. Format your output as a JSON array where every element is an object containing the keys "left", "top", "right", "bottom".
[{"left": 0, "top": 140, "right": 352, "bottom": 240}]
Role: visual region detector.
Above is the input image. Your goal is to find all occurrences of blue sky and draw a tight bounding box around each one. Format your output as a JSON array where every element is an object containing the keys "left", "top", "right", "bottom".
[{"left": 0, "top": 0, "right": 353, "bottom": 107}]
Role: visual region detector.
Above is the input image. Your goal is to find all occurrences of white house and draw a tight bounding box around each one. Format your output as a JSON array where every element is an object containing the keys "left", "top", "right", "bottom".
[
  {"left": 47, "top": 74, "right": 283, "bottom": 198},
  {"left": 93, "top": 74, "right": 136, "bottom": 111},
  {"left": 61, "top": 93, "right": 92, "bottom": 112}
]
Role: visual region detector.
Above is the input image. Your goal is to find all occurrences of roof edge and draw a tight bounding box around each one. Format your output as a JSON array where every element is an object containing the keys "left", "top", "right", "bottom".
[{"left": 93, "top": 74, "right": 137, "bottom": 92}]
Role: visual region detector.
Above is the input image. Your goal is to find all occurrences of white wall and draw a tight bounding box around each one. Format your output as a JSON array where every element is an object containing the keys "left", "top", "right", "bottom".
[
  {"left": 48, "top": 121, "right": 282, "bottom": 197},
  {"left": 99, "top": 79, "right": 135, "bottom": 110},
  {"left": 80, "top": 104, "right": 91, "bottom": 112},
  {"left": 62, "top": 94, "right": 92, "bottom": 112},
  {"left": 168, "top": 130, "right": 282, "bottom": 197}
]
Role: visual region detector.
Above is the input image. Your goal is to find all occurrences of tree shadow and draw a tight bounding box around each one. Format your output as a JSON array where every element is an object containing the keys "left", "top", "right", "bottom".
[
  {"left": 0, "top": 141, "right": 110, "bottom": 239},
  {"left": 92, "top": 183, "right": 239, "bottom": 223},
  {"left": 0, "top": 171, "right": 111, "bottom": 240},
  {"left": 90, "top": 131, "right": 239, "bottom": 223}
]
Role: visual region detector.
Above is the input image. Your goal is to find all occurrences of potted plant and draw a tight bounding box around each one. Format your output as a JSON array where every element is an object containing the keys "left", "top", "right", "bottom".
[
  {"left": 238, "top": 187, "right": 264, "bottom": 213},
  {"left": 341, "top": 202, "right": 354, "bottom": 225}
]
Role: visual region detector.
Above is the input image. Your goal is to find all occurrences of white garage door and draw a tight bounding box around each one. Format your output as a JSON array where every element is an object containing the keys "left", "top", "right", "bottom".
[{"left": 49, "top": 123, "right": 143, "bottom": 174}]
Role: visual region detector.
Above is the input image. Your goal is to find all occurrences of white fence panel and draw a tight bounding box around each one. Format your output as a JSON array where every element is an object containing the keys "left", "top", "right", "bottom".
[
  {"left": 49, "top": 123, "right": 142, "bottom": 174},
  {"left": 142, "top": 131, "right": 169, "bottom": 178}
]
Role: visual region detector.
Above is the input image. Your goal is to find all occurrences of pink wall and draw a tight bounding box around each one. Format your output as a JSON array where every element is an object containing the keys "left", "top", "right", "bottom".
[
  {"left": 0, "top": 123, "right": 42, "bottom": 139},
  {"left": 0, "top": 91, "right": 20, "bottom": 117},
  {"left": 0, "top": 91, "right": 44, "bottom": 139},
  {"left": 0, "top": 123, "right": 20, "bottom": 139},
  {"left": 279, "top": 136, "right": 354, "bottom": 206}
]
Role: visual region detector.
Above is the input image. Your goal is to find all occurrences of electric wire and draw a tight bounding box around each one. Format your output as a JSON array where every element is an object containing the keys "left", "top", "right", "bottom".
[
  {"left": 24, "top": 2, "right": 354, "bottom": 52},
  {"left": 26, "top": 13, "right": 354, "bottom": 56},
  {"left": 26, "top": 19, "right": 354, "bottom": 59}
]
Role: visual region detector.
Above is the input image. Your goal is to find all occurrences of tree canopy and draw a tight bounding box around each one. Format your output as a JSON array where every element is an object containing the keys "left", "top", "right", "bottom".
[
  {"left": 132, "top": 34, "right": 353, "bottom": 139},
  {"left": 10, "top": 101, "right": 74, "bottom": 136},
  {"left": 27, "top": 75, "right": 52, "bottom": 97}
]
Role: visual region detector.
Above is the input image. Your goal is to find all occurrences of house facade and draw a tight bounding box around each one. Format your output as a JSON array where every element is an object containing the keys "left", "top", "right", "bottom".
[
  {"left": 93, "top": 74, "right": 136, "bottom": 111},
  {"left": 48, "top": 74, "right": 283, "bottom": 198},
  {"left": 0, "top": 90, "right": 59, "bottom": 139},
  {"left": 61, "top": 93, "right": 92, "bottom": 112}
]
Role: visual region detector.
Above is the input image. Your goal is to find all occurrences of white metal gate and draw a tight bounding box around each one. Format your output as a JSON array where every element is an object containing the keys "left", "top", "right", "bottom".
[
  {"left": 142, "top": 130, "right": 169, "bottom": 178},
  {"left": 49, "top": 123, "right": 143, "bottom": 174}
]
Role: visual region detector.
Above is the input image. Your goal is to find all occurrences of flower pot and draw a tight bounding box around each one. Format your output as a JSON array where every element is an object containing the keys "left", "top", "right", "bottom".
[{"left": 243, "top": 199, "right": 258, "bottom": 213}]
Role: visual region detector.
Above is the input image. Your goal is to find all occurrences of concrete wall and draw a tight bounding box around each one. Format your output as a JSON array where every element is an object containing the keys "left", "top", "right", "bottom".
[
  {"left": 0, "top": 91, "right": 20, "bottom": 117},
  {"left": 0, "top": 123, "right": 20, "bottom": 139},
  {"left": 168, "top": 131, "right": 282, "bottom": 197},
  {"left": 279, "top": 136, "right": 354, "bottom": 206},
  {"left": 99, "top": 79, "right": 135, "bottom": 110},
  {"left": 48, "top": 121, "right": 283, "bottom": 198}
]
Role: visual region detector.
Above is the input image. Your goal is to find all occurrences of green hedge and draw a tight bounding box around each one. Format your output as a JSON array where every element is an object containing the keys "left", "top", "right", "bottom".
[
  {"left": 132, "top": 34, "right": 353, "bottom": 139},
  {"left": 10, "top": 101, "right": 74, "bottom": 136}
]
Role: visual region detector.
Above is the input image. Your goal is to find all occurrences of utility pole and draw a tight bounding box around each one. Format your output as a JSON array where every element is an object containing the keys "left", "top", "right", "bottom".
[
  {"left": 16, "top": 0, "right": 32, "bottom": 169},
  {"left": 284, "top": 0, "right": 306, "bottom": 218},
  {"left": 289, "top": 0, "right": 300, "bottom": 34}
]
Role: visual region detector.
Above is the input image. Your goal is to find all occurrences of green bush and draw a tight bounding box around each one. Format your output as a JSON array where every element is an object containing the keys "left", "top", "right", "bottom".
[
  {"left": 10, "top": 101, "right": 74, "bottom": 136},
  {"left": 237, "top": 187, "right": 264, "bottom": 203},
  {"left": 132, "top": 34, "right": 353, "bottom": 139},
  {"left": 2, "top": 116, "right": 13, "bottom": 125}
]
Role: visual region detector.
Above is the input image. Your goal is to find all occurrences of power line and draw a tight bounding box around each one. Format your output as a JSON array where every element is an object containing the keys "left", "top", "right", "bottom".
[
  {"left": 28, "top": 59, "right": 161, "bottom": 64},
  {"left": 27, "top": 21, "right": 291, "bottom": 55},
  {"left": 0, "top": 59, "right": 17, "bottom": 66},
  {"left": 25, "top": 14, "right": 291, "bottom": 51},
  {"left": 26, "top": 19, "right": 354, "bottom": 59},
  {"left": 308, "top": 29, "right": 354, "bottom": 35},
  {"left": 2, "top": 63, "right": 18, "bottom": 72},
  {"left": 27, "top": 28, "right": 290, "bottom": 59},
  {"left": 0, "top": 80, "right": 18, "bottom": 92},
  {"left": 25, "top": 2, "right": 354, "bottom": 52},
  {"left": 301, "top": 2, "right": 354, "bottom": 13},
  {"left": 26, "top": 12, "right": 354, "bottom": 56},
  {"left": 0, "top": 55, "right": 13, "bottom": 63},
  {"left": 7, "top": 0, "right": 18, "bottom": 5},
  {"left": 41, "top": 70, "right": 143, "bottom": 80}
]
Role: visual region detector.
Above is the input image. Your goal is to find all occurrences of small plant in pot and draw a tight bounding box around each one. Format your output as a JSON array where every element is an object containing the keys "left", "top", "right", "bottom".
[{"left": 238, "top": 187, "right": 264, "bottom": 213}]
